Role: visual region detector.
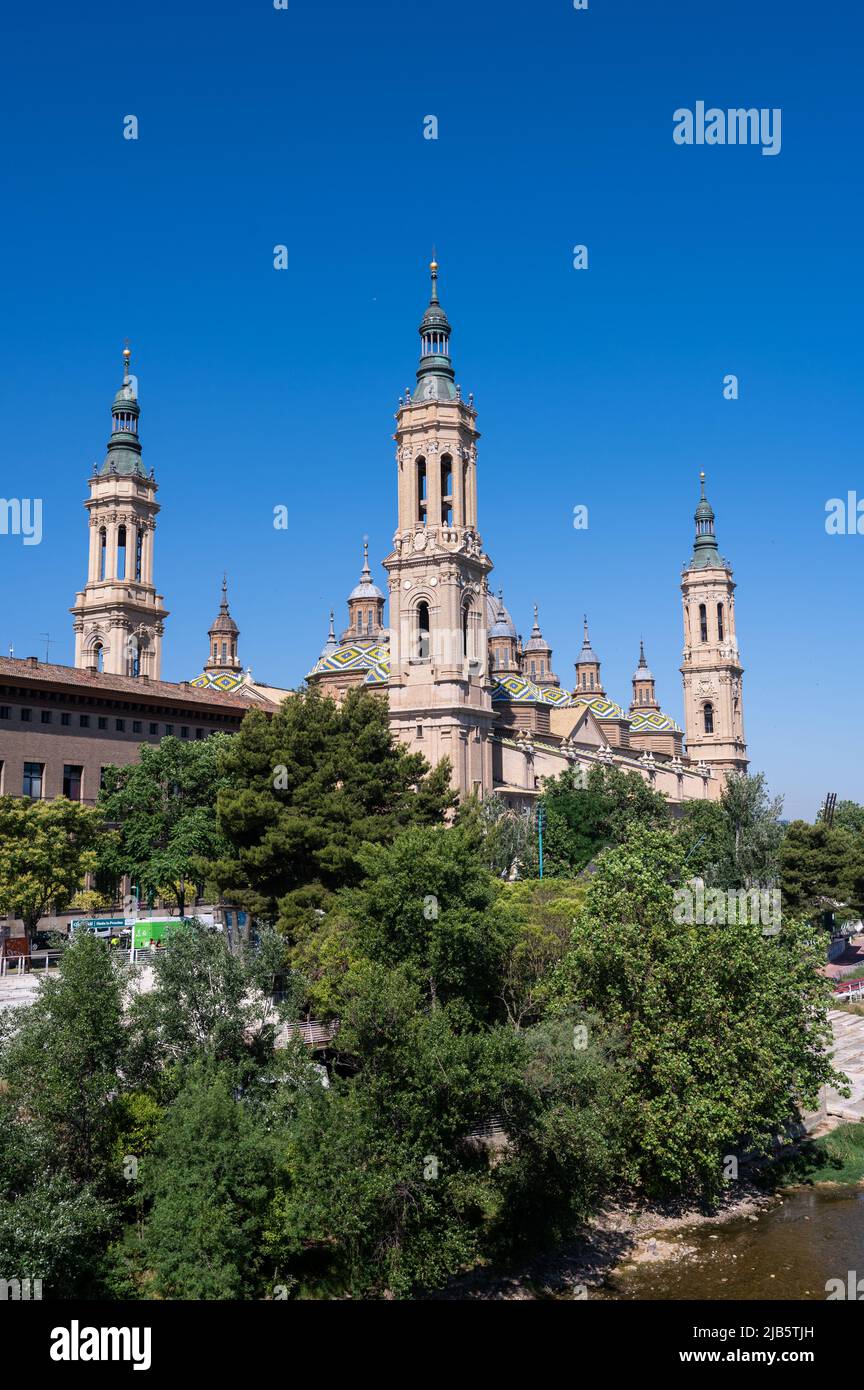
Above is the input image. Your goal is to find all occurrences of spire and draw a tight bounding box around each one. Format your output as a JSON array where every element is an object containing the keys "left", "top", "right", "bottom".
[
  {"left": 101, "top": 343, "right": 146, "bottom": 478},
  {"left": 686, "top": 470, "right": 723, "bottom": 570},
  {"left": 320, "top": 609, "right": 339, "bottom": 658},
  {"left": 415, "top": 254, "right": 456, "bottom": 401},
  {"left": 574, "top": 615, "right": 604, "bottom": 696},
  {"left": 205, "top": 574, "right": 240, "bottom": 673}
]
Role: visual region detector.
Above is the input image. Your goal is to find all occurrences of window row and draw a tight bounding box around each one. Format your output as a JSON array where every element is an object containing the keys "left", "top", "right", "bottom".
[{"left": 0, "top": 708, "right": 212, "bottom": 739}]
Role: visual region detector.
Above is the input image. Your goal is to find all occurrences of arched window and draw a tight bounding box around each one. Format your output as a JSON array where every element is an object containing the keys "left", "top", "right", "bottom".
[
  {"left": 93, "top": 642, "right": 104, "bottom": 673},
  {"left": 441, "top": 456, "right": 453, "bottom": 525},
  {"left": 117, "top": 525, "right": 127, "bottom": 581},
  {"left": 416, "top": 457, "right": 427, "bottom": 524},
  {"left": 703, "top": 702, "right": 714, "bottom": 735},
  {"left": 356, "top": 610, "right": 362, "bottom": 632},
  {"left": 213, "top": 643, "right": 218, "bottom": 660},
  {"left": 99, "top": 527, "right": 107, "bottom": 581},
  {"left": 717, "top": 603, "right": 724, "bottom": 641},
  {"left": 221, "top": 641, "right": 227, "bottom": 661},
  {"left": 530, "top": 661, "right": 536, "bottom": 679},
  {"left": 129, "top": 637, "right": 140, "bottom": 678},
  {"left": 699, "top": 603, "right": 708, "bottom": 642},
  {"left": 589, "top": 673, "right": 595, "bottom": 690},
  {"left": 135, "top": 528, "right": 143, "bottom": 581},
  {"left": 417, "top": 601, "right": 430, "bottom": 660},
  {"left": 461, "top": 602, "right": 471, "bottom": 658},
  {"left": 462, "top": 461, "right": 470, "bottom": 524}
]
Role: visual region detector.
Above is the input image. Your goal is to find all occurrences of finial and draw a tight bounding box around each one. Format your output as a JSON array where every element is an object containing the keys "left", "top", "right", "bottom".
[
  {"left": 429, "top": 250, "right": 439, "bottom": 303},
  {"left": 700, "top": 469, "right": 706, "bottom": 498},
  {"left": 123, "top": 340, "right": 132, "bottom": 382},
  {"left": 221, "top": 572, "right": 229, "bottom": 610},
  {"left": 328, "top": 609, "right": 335, "bottom": 638},
  {"left": 534, "top": 603, "right": 539, "bottom": 623}
]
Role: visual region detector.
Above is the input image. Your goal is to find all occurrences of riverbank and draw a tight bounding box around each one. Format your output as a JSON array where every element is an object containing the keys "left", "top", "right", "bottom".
[{"left": 436, "top": 1124, "right": 864, "bottom": 1300}]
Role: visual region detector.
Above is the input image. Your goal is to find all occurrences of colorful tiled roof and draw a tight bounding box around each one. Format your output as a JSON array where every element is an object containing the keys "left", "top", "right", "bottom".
[
  {"left": 629, "top": 708, "right": 681, "bottom": 733},
  {"left": 309, "top": 642, "right": 390, "bottom": 685},
  {"left": 576, "top": 694, "right": 627, "bottom": 720},
  {"left": 190, "top": 670, "right": 248, "bottom": 693},
  {"left": 490, "top": 674, "right": 575, "bottom": 707}
]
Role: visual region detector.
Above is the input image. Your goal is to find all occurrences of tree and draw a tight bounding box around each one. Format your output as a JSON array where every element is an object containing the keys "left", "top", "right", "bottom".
[
  {"left": 0, "top": 796, "right": 103, "bottom": 948},
  {"left": 0, "top": 932, "right": 127, "bottom": 1185},
  {"left": 135, "top": 1063, "right": 280, "bottom": 1299},
  {"left": 97, "top": 735, "right": 230, "bottom": 916},
  {"left": 823, "top": 799, "right": 864, "bottom": 836},
  {"left": 495, "top": 879, "right": 586, "bottom": 1029},
  {"left": 678, "top": 772, "right": 784, "bottom": 889},
  {"left": 553, "top": 828, "right": 842, "bottom": 1198},
  {"left": 125, "top": 920, "right": 297, "bottom": 1091},
  {"left": 335, "top": 823, "right": 511, "bottom": 1019},
  {"left": 211, "top": 686, "right": 456, "bottom": 934},
  {"left": 780, "top": 820, "right": 855, "bottom": 922},
  {"left": 537, "top": 764, "right": 669, "bottom": 877}
]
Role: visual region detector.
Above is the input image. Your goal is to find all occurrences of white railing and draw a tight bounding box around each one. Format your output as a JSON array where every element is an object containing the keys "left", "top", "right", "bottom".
[{"left": 0, "top": 952, "right": 64, "bottom": 976}]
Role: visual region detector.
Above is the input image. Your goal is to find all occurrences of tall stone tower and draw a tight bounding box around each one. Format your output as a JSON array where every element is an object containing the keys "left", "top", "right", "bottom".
[
  {"left": 680, "top": 473, "right": 748, "bottom": 777},
  {"left": 71, "top": 347, "right": 168, "bottom": 678},
  {"left": 204, "top": 576, "right": 241, "bottom": 676},
  {"left": 383, "top": 258, "right": 495, "bottom": 798}
]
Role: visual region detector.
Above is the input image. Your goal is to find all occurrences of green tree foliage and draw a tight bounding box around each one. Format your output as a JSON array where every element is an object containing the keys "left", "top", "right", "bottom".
[
  {"left": 210, "top": 687, "right": 456, "bottom": 934},
  {"left": 823, "top": 799, "right": 864, "bottom": 835},
  {"left": 0, "top": 796, "right": 103, "bottom": 946},
  {"left": 125, "top": 920, "right": 296, "bottom": 1091},
  {"left": 678, "top": 772, "right": 784, "bottom": 888},
  {"left": 97, "top": 735, "right": 230, "bottom": 914},
  {"left": 495, "top": 879, "right": 587, "bottom": 1029},
  {"left": 1, "top": 932, "right": 126, "bottom": 1183},
  {"left": 553, "top": 828, "right": 841, "bottom": 1198},
  {"left": 135, "top": 1063, "right": 281, "bottom": 1299},
  {"left": 337, "top": 823, "right": 512, "bottom": 1019},
  {"left": 780, "top": 820, "right": 855, "bottom": 922},
  {"left": 537, "top": 764, "right": 669, "bottom": 876},
  {"left": 263, "top": 962, "right": 625, "bottom": 1296}
]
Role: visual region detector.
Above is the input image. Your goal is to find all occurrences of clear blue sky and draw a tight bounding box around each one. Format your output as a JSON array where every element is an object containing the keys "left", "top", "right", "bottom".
[{"left": 0, "top": 0, "right": 860, "bottom": 819}]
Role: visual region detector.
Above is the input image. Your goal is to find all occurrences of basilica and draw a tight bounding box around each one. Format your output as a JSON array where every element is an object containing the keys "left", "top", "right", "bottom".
[{"left": 0, "top": 261, "right": 748, "bottom": 813}]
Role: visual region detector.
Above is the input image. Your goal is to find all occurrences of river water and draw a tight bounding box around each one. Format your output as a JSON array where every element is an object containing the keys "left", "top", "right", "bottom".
[{"left": 596, "top": 1187, "right": 864, "bottom": 1300}]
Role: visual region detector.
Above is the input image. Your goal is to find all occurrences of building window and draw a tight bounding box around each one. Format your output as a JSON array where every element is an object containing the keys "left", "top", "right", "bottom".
[
  {"left": 98, "top": 716, "right": 108, "bottom": 730},
  {"left": 0, "top": 706, "right": 9, "bottom": 719},
  {"left": 589, "top": 673, "right": 595, "bottom": 690},
  {"left": 703, "top": 702, "right": 714, "bottom": 735},
  {"left": 61, "top": 712, "right": 71, "bottom": 726},
  {"left": 356, "top": 611, "right": 362, "bottom": 632},
  {"left": 41, "top": 710, "right": 51, "bottom": 724},
  {"left": 149, "top": 722, "right": 158, "bottom": 735},
  {"left": 63, "top": 765, "right": 83, "bottom": 801},
  {"left": 699, "top": 603, "right": 708, "bottom": 642},
  {"left": 116, "top": 719, "right": 125, "bottom": 732},
  {"left": 462, "top": 603, "right": 470, "bottom": 659},
  {"left": 80, "top": 714, "right": 90, "bottom": 728},
  {"left": 221, "top": 641, "right": 227, "bottom": 661},
  {"left": 196, "top": 728, "right": 204, "bottom": 739},
  {"left": 441, "top": 455, "right": 453, "bottom": 525},
  {"left": 530, "top": 661, "right": 536, "bottom": 679},
  {"left": 165, "top": 724, "right": 174, "bottom": 736},
  {"left": 416, "top": 723, "right": 423, "bottom": 739},
  {"left": 717, "top": 602, "right": 724, "bottom": 641},
  {"left": 22, "top": 762, "right": 44, "bottom": 798},
  {"left": 416, "top": 457, "right": 427, "bottom": 524},
  {"left": 21, "top": 708, "right": 32, "bottom": 722},
  {"left": 181, "top": 726, "right": 189, "bottom": 739},
  {"left": 99, "top": 527, "right": 107, "bottom": 580},
  {"left": 100, "top": 767, "right": 110, "bottom": 791},
  {"left": 416, "top": 601, "right": 430, "bottom": 660},
  {"left": 117, "top": 524, "right": 127, "bottom": 580},
  {"left": 92, "top": 642, "right": 104, "bottom": 673}
]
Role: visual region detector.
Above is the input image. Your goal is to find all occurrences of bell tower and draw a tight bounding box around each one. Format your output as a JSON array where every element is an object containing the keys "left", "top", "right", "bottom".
[
  {"left": 383, "top": 258, "right": 495, "bottom": 798},
  {"left": 680, "top": 473, "right": 748, "bottom": 777},
  {"left": 71, "top": 347, "right": 168, "bottom": 678}
]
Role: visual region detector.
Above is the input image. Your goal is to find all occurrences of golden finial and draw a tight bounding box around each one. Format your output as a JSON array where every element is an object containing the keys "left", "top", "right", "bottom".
[{"left": 430, "top": 246, "right": 438, "bottom": 272}]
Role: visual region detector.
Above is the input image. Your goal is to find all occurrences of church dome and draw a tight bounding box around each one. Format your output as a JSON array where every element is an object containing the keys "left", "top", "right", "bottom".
[{"left": 488, "top": 590, "right": 517, "bottom": 638}]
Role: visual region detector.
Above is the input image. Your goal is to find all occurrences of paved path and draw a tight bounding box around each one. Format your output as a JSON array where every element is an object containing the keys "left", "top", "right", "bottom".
[{"left": 818, "top": 1009, "right": 864, "bottom": 1124}]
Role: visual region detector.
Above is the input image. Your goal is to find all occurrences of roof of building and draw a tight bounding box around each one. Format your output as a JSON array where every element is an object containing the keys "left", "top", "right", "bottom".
[
  {"left": 575, "top": 616, "right": 600, "bottom": 667},
  {"left": 348, "top": 540, "right": 385, "bottom": 602},
  {"left": 0, "top": 655, "right": 252, "bottom": 710},
  {"left": 490, "top": 674, "right": 574, "bottom": 707},
  {"left": 574, "top": 693, "right": 627, "bottom": 721},
  {"left": 488, "top": 589, "right": 518, "bottom": 639},
  {"left": 630, "top": 708, "right": 682, "bottom": 733},
  {"left": 309, "top": 642, "right": 390, "bottom": 685}
]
